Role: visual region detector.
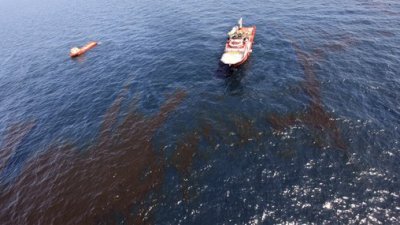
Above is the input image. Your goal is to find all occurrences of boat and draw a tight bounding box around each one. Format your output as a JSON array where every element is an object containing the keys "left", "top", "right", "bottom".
[
  {"left": 70, "top": 41, "right": 98, "bottom": 58},
  {"left": 220, "top": 18, "right": 256, "bottom": 67}
]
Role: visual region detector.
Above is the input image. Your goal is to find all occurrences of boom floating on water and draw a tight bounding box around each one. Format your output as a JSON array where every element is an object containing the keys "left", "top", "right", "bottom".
[
  {"left": 70, "top": 41, "right": 98, "bottom": 58},
  {"left": 220, "top": 18, "right": 256, "bottom": 67}
]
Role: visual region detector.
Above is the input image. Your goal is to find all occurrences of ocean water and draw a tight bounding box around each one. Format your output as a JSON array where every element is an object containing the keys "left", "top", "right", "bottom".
[{"left": 0, "top": 0, "right": 399, "bottom": 224}]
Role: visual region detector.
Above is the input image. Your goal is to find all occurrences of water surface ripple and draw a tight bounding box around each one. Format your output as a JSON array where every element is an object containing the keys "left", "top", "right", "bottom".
[{"left": 0, "top": 0, "right": 399, "bottom": 224}]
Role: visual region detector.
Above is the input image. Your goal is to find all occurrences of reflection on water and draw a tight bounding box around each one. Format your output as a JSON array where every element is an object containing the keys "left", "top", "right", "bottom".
[{"left": 215, "top": 61, "right": 253, "bottom": 96}]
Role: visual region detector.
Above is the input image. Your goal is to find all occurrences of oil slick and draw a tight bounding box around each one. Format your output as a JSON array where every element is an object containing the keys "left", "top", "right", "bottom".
[
  {"left": 0, "top": 87, "right": 186, "bottom": 225},
  {"left": 267, "top": 33, "right": 358, "bottom": 151},
  {"left": 0, "top": 28, "right": 364, "bottom": 225},
  {"left": 171, "top": 131, "right": 200, "bottom": 201},
  {"left": 0, "top": 121, "right": 36, "bottom": 171}
]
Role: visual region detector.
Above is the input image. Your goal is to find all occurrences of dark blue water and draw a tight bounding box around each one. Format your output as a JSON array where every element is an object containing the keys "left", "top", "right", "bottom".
[{"left": 1, "top": 0, "right": 399, "bottom": 224}]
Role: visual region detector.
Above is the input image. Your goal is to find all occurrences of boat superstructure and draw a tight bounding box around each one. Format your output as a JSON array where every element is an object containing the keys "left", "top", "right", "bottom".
[{"left": 220, "top": 18, "right": 256, "bottom": 67}]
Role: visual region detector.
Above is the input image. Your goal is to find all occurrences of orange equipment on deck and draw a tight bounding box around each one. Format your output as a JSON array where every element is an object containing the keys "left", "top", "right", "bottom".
[{"left": 70, "top": 42, "right": 97, "bottom": 58}]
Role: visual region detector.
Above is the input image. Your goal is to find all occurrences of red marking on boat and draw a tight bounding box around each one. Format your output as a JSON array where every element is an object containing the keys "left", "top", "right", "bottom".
[{"left": 70, "top": 41, "right": 98, "bottom": 58}]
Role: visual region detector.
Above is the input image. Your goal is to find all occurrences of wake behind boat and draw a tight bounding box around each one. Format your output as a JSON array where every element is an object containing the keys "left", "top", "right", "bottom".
[{"left": 220, "top": 18, "right": 256, "bottom": 67}]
